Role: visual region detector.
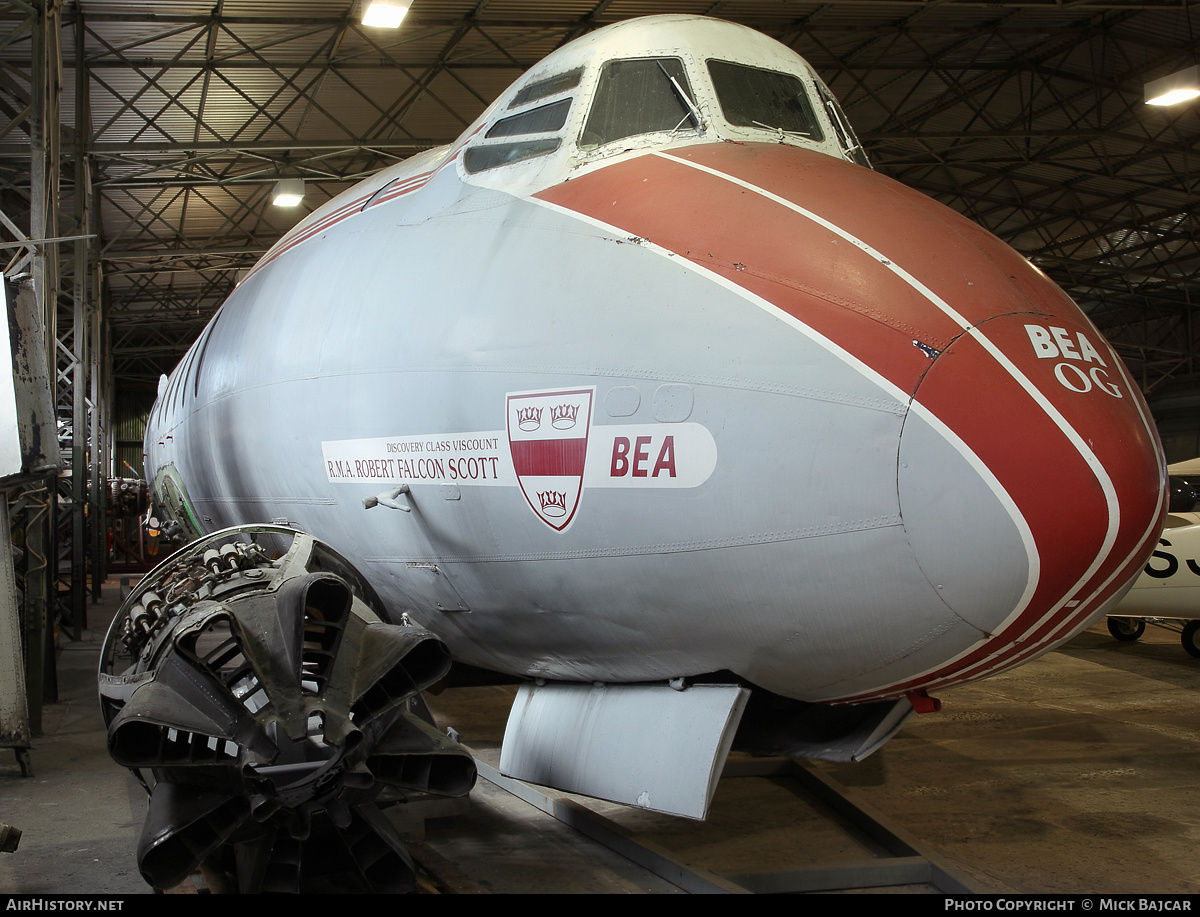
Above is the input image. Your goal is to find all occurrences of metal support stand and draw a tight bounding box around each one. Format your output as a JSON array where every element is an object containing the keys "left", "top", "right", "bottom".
[{"left": 0, "top": 499, "right": 32, "bottom": 775}]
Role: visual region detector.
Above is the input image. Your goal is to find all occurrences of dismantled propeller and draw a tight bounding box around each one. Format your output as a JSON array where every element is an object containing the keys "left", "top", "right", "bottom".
[{"left": 99, "top": 525, "right": 476, "bottom": 893}]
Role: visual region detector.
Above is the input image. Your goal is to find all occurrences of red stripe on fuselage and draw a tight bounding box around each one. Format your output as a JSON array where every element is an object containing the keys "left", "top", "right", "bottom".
[
  {"left": 245, "top": 164, "right": 445, "bottom": 281},
  {"left": 536, "top": 143, "right": 1163, "bottom": 699}
]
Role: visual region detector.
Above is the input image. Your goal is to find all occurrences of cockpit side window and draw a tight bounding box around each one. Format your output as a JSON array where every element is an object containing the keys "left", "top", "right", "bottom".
[
  {"left": 580, "top": 57, "right": 698, "bottom": 149},
  {"left": 707, "top": 60, "right": 823, "bottom": 142},
  {"left": 464, "top": 140, "right": 561, "bottom": 173},
  {"left": 465, "top": 94, "right": 573, "bottom": 174},
  {"left": 509, "top": 67, "right": 583, "bottom": 108},
  {"left": 487, "top": 99, "right": 572, "bottom": 138}
]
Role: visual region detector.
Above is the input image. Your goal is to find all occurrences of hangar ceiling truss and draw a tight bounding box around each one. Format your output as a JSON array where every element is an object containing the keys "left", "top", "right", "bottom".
[{"left": 0, "top": 0, "right": 1198, "bottom": 410}]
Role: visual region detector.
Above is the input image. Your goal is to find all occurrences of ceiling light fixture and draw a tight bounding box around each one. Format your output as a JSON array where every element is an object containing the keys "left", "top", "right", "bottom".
[
  {"left": 1145, "top": 64, "right": 1200, "bottom": 106},
  {"left": 362, "top": 1, "right": 410, "bottom": 28},
  {"left": 272, "top": 178, "right": 305, "bottom": 207}
]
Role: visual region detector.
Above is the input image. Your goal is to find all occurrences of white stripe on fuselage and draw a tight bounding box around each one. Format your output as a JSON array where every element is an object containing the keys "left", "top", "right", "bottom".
[
  {"left": 649, "top": 152, "right": 1134, "bottom": 675},
  {"left": 532, "top": 146, "right": 1132, "bottom": 697},
  {"left": 528, "top": 189, "right": 1034, "bottom": 686}
]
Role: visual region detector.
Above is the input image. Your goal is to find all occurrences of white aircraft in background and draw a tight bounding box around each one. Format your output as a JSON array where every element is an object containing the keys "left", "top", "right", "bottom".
[
  {"left": 1106, "top": 459, "right": 1200, "bottom": 655},
  {"left": 99, "top": 15, "right": 1167, "bottom": 893}
]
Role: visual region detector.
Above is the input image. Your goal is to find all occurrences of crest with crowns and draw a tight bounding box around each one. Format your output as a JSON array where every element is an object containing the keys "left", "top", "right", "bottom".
[{"left": 506, "top": 387, "right": 594, "bottom": 531}]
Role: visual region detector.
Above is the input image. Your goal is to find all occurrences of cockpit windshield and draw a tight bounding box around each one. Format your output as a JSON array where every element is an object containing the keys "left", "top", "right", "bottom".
[
  {"left": 581, "top": 57, "right": 700, "bottom": 149},
  {"left": 706, "top": 59, "right": 823, "bottom": 141},
  {"left": 468, "top": 42, "right": 871, "bottom": 175}
]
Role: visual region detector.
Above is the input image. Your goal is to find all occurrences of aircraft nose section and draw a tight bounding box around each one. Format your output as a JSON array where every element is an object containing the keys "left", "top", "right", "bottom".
[
  {"left": 893, "top": 308, "right": 1166, "bottom": 695},
  {"left": 535, "top": 140, "right": 1166, "bottom": 698}
]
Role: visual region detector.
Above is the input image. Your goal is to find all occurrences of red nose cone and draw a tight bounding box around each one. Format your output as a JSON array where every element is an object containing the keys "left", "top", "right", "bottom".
[
  {"left": 895, "top": 310, "right": 1166, "bottom": 694},
  {"left": 539, "top": 141, "right": 1167, "bottom": 697}
]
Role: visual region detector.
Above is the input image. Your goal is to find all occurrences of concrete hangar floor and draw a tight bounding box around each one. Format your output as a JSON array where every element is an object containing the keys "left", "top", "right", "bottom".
[{"left": 1, "top": 579, "right": 1197, "bottom": 895}]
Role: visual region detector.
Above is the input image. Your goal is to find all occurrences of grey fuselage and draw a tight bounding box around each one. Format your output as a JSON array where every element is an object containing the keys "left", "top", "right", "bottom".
[{"left": 145, "top": 16, "right": 1166, "bottom": 706}]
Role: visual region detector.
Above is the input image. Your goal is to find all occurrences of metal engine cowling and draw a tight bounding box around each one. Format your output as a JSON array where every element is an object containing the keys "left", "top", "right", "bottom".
[{"left": 98, "top": 525, "right": 476, "bottom": 893}]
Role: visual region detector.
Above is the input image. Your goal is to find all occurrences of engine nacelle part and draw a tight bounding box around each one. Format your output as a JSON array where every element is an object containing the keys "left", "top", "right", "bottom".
[{"left": 99, "top": 525, "right": 476, "bottom": 893}]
